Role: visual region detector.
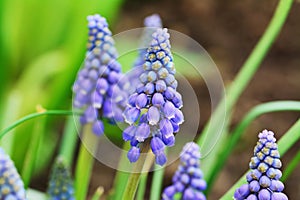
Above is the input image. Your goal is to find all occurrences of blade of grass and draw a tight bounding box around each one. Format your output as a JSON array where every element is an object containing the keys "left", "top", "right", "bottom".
[
  {"left": 136, "top": 173, "right": 148, "bottom": 200},
  {"left": 75, "top": 125, "right": 99, "bottom": 200},
  {"left": 205, "top": 101, "right": 300, "bottom": 192},
  {"left": 149, "top": 165, "right": 166, "bottom": 200},
  {"left": 282, "top": 149, "right": 300, "bottom": 181},
  {"left": 198, "top": 0, "right": 294, "bottom": 187},
  {"left": 59, "top": 115, "right": 79, "bottom": 166},
  {"left": 220, "top": 118, "right": 300, "bottom": 199},
  {"left": 21, "top": 115, "right": 46, "bottom": 188}
]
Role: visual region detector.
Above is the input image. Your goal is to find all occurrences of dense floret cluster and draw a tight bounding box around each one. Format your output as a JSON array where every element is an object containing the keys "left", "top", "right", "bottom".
[
  {"left": 47, "top": 157, "right": 74, "bottom": 200},
  {"left": 0, "top": 147, "right": 26, "bottom": 200},
  {"left": 234, "top": 130, "right": 288, "bottom": 200},
  {"left": 72, "top": 14, "right": 127, "bottom": 135},
  {"left": 162, "top": 142, "right": 207, "bottom": 200},
  {"left": 123, "top": 28, "right": 184, "bottom": 165}
]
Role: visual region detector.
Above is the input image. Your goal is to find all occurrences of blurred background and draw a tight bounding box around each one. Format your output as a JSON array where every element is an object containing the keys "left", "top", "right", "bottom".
[{"left": 0, "top": 0, "right": 299, "bottom": 199}]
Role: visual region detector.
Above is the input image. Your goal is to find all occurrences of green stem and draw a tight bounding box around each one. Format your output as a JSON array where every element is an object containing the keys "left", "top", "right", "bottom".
[
  {"left": 136, "top": 173, "right": 148, "bottom": 200},
  {"left": 282, "top": 149, "right": 300, "bottom": 182},
  {"left": 220, "top": 118, "right": 300, "bottom": 200},
  {"left": 59, "top": 115, "right": 79, "bottom": 166},
  {"left": 75, "top": 125, "right": 99, "bottom": 200},
  {"left": 122, "top": 142, "right": 151, "bottom": 200},
  {"left": 198, "top": 0, "right": 293, "bottom": 188},
  {"left": 0, "top": 110, "right": 81, "bottom": 139},
  {"left": 149, "top": 165, "right": 166, "bottom": 200},
  {"left": 205, "top": 101, "right": 300, "bottom": 191}
]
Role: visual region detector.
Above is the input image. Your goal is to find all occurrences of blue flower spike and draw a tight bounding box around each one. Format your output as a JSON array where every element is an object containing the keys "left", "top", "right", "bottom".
[
  {"left": 73, "top": 14, "right": 127, "bottom": 135},
  {"left": 123, "top": 28, "right": 184, "bottom": 166},
  {"left": 162, "top": 142, "right": 207, "bottom": 200},
  {"left": 234, "top": 130, "right": 288, "bottom": 200},
  {"left": 47, "top": 157, "right": 74, "bottom": 200},
  {"left": 0, "top": 147, "right": 27, "bottom": 200}
]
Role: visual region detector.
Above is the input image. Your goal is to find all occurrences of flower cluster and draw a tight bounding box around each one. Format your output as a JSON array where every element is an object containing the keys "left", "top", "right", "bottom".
[
  {"left": 72, "top": 14, "right": 127, "bottom": 135},
  {"left": 122, "top": 28, "right": 184, "bottom": 166},
  {"left": 234, "top": 130, "right": 288, "bottom": 200},
  {"left": 162, "top": 142, "right": 207, "bottom": 200},
  {"left": 47, "top": 157, "right": 74, "bottom": 200},
  {"left": 0, "top": 147, "right": 27, "bottom": 200}
]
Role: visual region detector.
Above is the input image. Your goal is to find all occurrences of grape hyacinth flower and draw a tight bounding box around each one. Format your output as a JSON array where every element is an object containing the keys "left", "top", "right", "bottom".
[
  {"left": 162, "top": 142, "right": 207, "bottom": 200},
  {"left": 72, "top": 14, "right": 127, "bottom": 135},
  {"left": 47, "top": 157, "right": 74, "bottom": 200},
  {"left": 0, "top": 147, "right": 26, "bottom": 200},
  {"left": 123, "top": 28, "right": 184, "bottom": 166},
  {"left": 234, "top": 130, "right": 288, "bottom": 200}
]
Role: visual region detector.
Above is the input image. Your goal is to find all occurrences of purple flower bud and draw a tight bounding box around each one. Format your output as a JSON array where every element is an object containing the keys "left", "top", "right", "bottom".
[
  {"left": 191, "top": 178, "right": 207, "bottom": 191},
  {"left": 147, "top": 71, "right": 157, "bottom": 82},
  {"left": 234, "top": 184, "right": 250, "bottom": 200},
  {"left": 183, "top": 188, "right": 195, "bottom": 200},
  {"left": 271, "top": 192, "right": 288, "bottom": 200},
  {"left": 162, "top": 132, "right": 175, "bottom": 147},
  {"left": 92, "top": 91, "right": 103, "bottom": 109},
  {"left": 258, "top": 189, "right": 271, "bottom": 200},
  {"left": 128, "top": 93, "right": 138, "bottom": 107},
  {"left": 151, "top": 137, "right": 165, "bottom": 154},
  {"left": 156, "top": 80, "right": 167, "bottom": 92},
  {"left": 259, "top": 176, "right": 271, "bottom": 188},
  {"left": 84, "top": 106, "right": 98, "bottom": 123},
  {"left": 127, "top": 146, "right": 140, "bottom": 163},
  {"left": 108, "top": 71, "right": 119, "bottom": 84},
  {"left": 270, "top": 180, "right": 284, "bottom": 192},
  {"left": 135, "top": 123, "right": 150, "bottom": 142},
  {"left": 122, "top": 125, "right": 136, "bottom": 141},
  {"left": 135, "top": 93, "right": 148, "bottom": 109},
  {"left": 144, "top": 82, "right": 155, "bottom": 94},
  {"left": 123, "top": 107, "right": 140, "bottom": 125},
  {"left": 152, "top": 93, "right": 165, "bottom": 106},
  {"left": 160, "top": 119, "right": 174, "bottom": 137},
  {"left": 249, "top": 180, "right": 260, "bottom": 193},
  {"left": 147, "top": 106, "right": 160, "bottom": 125},
  {"left": 92, "top": 120, "right": 104, "bottom": 136},
  {"left": 155, "top": 151, "right": 167, "bottom": 166},
  {"left": 96, "top": 78, "right": 109, "bottom": 95},
  {"left": 163, "top": 101, "right": 176, "bottom": 119},
  {"left": 171, "top": 109, "right": 184, "bottom": 125},
  {"left": 162, "top": 186, "right": 176, "bottom": 199}
]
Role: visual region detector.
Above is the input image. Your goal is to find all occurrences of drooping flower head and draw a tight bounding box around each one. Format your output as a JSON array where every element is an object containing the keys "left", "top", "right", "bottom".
[
  {"left": 123, "top": 28, "right": 184, "bottom": 166},
  {"left": 162, "top": 142, "right": 207, "bottom": 200},
  {"left": 47, "top": 157, "right": 74, "bottom": 200},
  {"left": 0, "top": 147, "right": 27, "bottom": 200},
  {"left": 73, "top": 14, "right": 127, "bottom": 135},
  {"left": 234, "top": 130, "right": 288, "bottom": 200}
]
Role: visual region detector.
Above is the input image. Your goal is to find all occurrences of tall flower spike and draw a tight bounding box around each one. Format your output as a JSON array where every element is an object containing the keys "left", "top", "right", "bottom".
[
  {"left": 162, "top": 142, "right": 207, "bottom": 200},
  {"left": 0, "top": 147, "right": 27, "bottom": 200},
  {"left": 123, "top": 28, "right": 184, "bottom": 166},
  {"left": 72, "top": 14, "right": 127, "bottom": 135},
  {"left": 234, "top": 130, "right": 288, "bottom": 200},
  {"left": 47, "top": 157, "right": 74, "bottom": 200}
]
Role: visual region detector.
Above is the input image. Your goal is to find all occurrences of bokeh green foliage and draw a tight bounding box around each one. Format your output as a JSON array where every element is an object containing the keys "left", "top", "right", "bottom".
[{"left": 0, "top": 0, "right": 124, "bottom": 181}]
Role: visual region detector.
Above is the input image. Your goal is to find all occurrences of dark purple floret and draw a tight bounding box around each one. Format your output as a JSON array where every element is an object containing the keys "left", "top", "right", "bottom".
[
  {"left": 162, "top": 142, "right": 207, "bottom": 200},
  {"left": 233, "top": 130, "right": 288, "bottom": 200},
  {"left": 72, "top": 14, "right": 127, "bottom": 135},
  {"left": 122, "top": 28, "right": 184, "bottom": 166}
]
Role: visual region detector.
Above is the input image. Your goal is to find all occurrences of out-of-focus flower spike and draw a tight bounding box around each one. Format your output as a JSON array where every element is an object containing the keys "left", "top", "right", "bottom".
[
  {"left": 162, "top": 142, "right": 207, "bottom": 200},
  {"left": 0, "top": 147, "right": 27, "bottom": 200},
  {"left": 122, "top": 28, "right": 184, "bottom": 166},
  {"left": 234, "top": 130, "right": 288, "bottom": 200},
  {"left": 47, "top": 157, "right": 74, "bottom": 200},
  {"left": 73, "top": 14, "right": 127, "bottom": 135}
]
